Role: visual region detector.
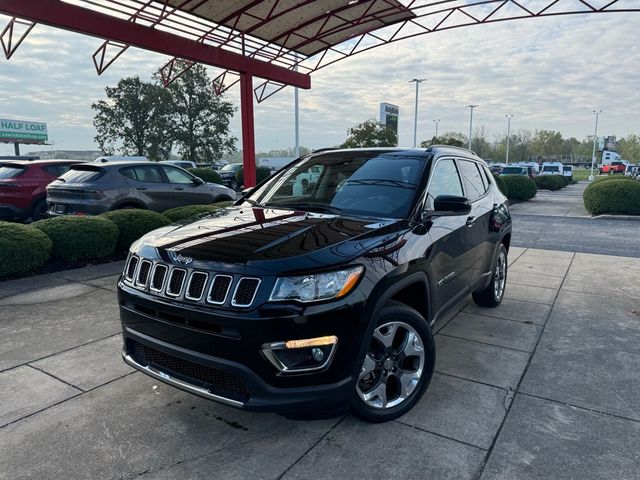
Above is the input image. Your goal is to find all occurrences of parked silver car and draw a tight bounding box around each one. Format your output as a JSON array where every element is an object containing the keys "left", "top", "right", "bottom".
[{"left": 46, "top": 162, "right": 235, "bottom": 216}]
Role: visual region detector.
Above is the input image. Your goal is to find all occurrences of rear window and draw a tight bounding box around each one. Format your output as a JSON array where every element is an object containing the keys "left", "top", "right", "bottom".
[
  {"left": 60, "top": 166, "right": 105, "bottom": 183},
  {"left": 501, "top": 167, "right": 525, "bottom": 175},
  {"left": 542, "top": 166, "right": 560, "bottom": 172},
  {"left": 0, "top": 165, "right": 25, "bottom": 179},
  {"left": 563, "top": 166, "right": 572, "bottom": 171}
]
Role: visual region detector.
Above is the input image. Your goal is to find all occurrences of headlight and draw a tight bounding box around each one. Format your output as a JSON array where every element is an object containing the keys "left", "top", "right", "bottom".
[{"left": 270, "top": 266, "right": 364, "bottom": 303}]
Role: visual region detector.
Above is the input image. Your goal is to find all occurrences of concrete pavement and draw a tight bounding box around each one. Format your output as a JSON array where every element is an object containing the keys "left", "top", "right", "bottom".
[{"left": 1, "top": 249, "right": 640, "bottom": 479}]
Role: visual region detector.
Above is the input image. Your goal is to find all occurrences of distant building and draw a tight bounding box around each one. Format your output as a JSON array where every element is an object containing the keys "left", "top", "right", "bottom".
[{"left": 25, "top": 149, "right": 103, "bottom": 161}]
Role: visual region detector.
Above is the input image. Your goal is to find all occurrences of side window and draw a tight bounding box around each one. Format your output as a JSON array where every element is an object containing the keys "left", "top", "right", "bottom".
[
  {"left": 57, "top": 165, "right": 73, "bottom": 176},
  {"left": 129, "top": 165, "right": 163, "bottom": 183},
  {"left": 457, "top": 160, "right": 487, "bottom": 201},
  {"left": 482, "top": 165, "right": 494, "bottom": 189},
  {"left": 162, "top": 166, "right": 195, "bottom": 184},
  {"left": 426, "top": 158, "right": 464, "bottom": 210}
]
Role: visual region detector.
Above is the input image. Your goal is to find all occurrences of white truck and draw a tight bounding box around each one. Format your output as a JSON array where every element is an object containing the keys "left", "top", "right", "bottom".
[{"left": 540, "top": 162, "right": 563, "bottom": 176}]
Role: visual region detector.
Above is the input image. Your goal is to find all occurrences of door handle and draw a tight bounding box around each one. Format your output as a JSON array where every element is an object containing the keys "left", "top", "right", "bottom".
[
  {"left": 466, "top": 216, "right": 476, "bottom": 226},
  {"left": 174, "top": 187, "right": 184, "bottom": 191},
  {"left": 136, "top": 187, "right": 147, "bottom": 191}
]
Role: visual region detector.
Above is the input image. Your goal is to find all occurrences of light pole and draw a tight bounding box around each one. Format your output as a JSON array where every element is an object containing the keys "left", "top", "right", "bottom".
[
  {"left": 294, "top": 53, "right": 300, "bottom": 158},
  {"left": 589, "top": 109, "right": 603, "bottom": 181},
  {"left": 433, "top": 119, "right": 440, "bottom": 139},
  {"left": 505, "top": 114, "right": 514, "bottom": 164},
  {"left": 409, "top": 78, "right": 426, "bottom": 148},
  {"left": 467, "top": 104, "right": 478, "bottom": 150}
]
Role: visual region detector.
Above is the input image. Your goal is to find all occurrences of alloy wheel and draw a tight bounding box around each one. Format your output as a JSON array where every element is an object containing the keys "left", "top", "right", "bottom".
[
  {"left": 494, "top": 250, "right": 507, "bottom": 300},
  {"left": 356, "top": 321, "right": 425, "bottom": 409}
]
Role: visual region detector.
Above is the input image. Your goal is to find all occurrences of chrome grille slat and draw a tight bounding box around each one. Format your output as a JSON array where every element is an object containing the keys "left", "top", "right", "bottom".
[
  {"left": 207, "top": 275, "right": 232, "bottom": 305},
  {"left": 150, "top": 264, "right": 168, "bottom": 292},
  {"left": 125, "top": 255, "right": 139, "bottom": 282},
  {"left": 185, "top": 272, "right": 208, "bottom": 301},
  {"left": 232, "top": 278, "right": 261, "bottom": 307},
  {"left": 135, "top": 260, "right": 152, "bottom": 287},
  {"left": 166, "top": 268, "right": 187, "bottom": 297}
]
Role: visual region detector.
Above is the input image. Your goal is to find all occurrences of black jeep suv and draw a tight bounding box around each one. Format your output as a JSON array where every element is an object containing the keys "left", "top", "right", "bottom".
[{"left": 118, "top": 147, "right": 511, "bottom": 422}]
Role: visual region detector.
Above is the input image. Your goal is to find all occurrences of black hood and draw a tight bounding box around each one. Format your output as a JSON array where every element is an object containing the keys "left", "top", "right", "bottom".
[{"left": 143, "top": 206, "right": 407, "bottom": 271}]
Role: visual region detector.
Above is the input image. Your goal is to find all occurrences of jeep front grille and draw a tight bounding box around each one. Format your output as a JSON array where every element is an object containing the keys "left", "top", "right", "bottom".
[
  {"left": 207, "top": 275, "right": 232, "bottom": 304},
  {"left": 185, "top": 272, "right": 208, "bottom": 301},
  {"left": 135, "top": 260, "right": 152, "bottom": 287},
  {"left": 232, "top": 278, "right": 261, "bottom": 307},
  {"left": 123, "top": 259, "right": 260, "bottom": 308},
  {"left": 125, "top": 255, "right": 139, "bottom": 281},
  {"left": 166, "top": 268, "right": 187, "bottom": 297},
  {"left": 150, "top": 264, "right": 168, "bottom": 292}
]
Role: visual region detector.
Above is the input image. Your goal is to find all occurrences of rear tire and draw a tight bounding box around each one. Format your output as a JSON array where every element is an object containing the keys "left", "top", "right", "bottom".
[
  {"left": 31, "top": 199, "right": 47, "bottom": 221},
  {"left": 472, "top": 243, "right": 508, "bottom": 307},
  {"left": 351, "top": 301, "right": 435, "bottom": 423}
]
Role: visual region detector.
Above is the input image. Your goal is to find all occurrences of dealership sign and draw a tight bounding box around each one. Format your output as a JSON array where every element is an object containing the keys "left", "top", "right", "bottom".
[
  {"left": 379, "top": 103, "right": 399, "bottom": 143},
  {"left": 0, "top": 118, "right": 48, "bottom": 144}
]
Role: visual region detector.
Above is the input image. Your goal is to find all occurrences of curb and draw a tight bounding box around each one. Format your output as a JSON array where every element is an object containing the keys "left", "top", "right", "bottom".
[{"left": 591, "top": 214, "right": 640, "bottom": 222}]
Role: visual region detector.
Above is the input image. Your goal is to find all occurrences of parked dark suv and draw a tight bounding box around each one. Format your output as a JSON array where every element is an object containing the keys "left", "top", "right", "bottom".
[
  {"left": 118, "top": 147, "right": 511, "bottom": 422},
  {"left": 46, "top": 162, "right": 235, "bottom": 216}
]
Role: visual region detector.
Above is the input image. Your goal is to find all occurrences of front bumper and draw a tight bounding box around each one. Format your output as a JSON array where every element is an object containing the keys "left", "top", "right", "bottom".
[{"left": 118, "top": 284, "right": 367, "bottom": 413}]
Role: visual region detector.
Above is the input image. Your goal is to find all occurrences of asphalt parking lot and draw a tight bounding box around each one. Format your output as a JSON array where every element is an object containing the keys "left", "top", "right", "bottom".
[{"left": 2, "top": 247, "right": 640, "bottom": 479}]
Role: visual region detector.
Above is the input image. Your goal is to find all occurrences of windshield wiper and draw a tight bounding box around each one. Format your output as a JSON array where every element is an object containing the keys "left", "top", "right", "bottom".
[
  {"left": 243, "top": 197, "right": 267, "bottom": 208},
  {"left": 345, "top": 179, "right": 416, "bottom": 189},
  {"left": 267, "top": 202, "right": 342, "bottom": 214}
]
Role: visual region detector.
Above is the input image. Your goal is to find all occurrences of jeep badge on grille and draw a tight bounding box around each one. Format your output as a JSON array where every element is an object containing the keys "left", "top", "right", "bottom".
[{"left": 167, "top": 250, "right": 193, "bottom": 266}]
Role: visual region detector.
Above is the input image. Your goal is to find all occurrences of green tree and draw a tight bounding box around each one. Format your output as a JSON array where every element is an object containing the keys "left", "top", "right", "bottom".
[
  {"left": 92, "top": 76, "right": 173, "bottom": 159},
  {"left": 420, "top": 132, "right": 466, "bottom": 148},
  {"left": 530, "top": 130, "right": 565, "bottom": 156},
  {"left": 164, "top": 63, "right": 237, "bottom": 162},
  {"left": 618, "top": 134, "right": 640, "bottom": 161},
  {"left": 341, "top": 119, "right": 397, "bottom": 148}
]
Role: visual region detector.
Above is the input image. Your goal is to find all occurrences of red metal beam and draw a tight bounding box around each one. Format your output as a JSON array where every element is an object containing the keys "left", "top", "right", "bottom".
[
  {"left": 0, "top": 0, "right": 310, "bottom": 89},
  {"left": 240, "top": 73, "right": 256, "bottom": 188}
]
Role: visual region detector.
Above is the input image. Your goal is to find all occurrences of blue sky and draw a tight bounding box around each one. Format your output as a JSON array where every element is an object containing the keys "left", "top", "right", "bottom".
[{"left": 1, "top": 11, "right": 639, "bottom": 156}]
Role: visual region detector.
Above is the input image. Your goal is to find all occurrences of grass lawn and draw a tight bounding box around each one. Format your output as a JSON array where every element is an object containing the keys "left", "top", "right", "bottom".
[{"left": 572, "top": 168, "right": 594, "bottom": 181}]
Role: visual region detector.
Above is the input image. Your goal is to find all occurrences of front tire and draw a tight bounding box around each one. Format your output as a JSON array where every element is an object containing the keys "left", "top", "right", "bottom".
[
  {"left": 472, "top": 243, "right": 508, "bottom": 307},
  {"left": 351, "top": 301, "right": 435, "bottom": 423},
  {"left": 31, "top": 198, "right": 47, "bottom": 221}
]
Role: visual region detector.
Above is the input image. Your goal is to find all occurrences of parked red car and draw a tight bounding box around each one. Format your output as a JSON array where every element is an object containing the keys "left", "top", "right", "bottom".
[{"left": 0, "top": 159, "right": 82, "bottom": 221}]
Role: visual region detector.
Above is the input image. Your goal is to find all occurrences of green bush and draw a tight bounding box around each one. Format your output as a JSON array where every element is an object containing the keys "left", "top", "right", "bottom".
[
  {"left": 583, "top": 179, "right": 640, "bottom": 215},
  {"left": 594, "top": 175, "right": 635, "bottom": 184},
  {"left": 502, "top": 175, "right": 537, "bottom": 200},
  {"left": 33, "top": 216, "right": 119, "bottom": 261},
  {"left": 493, "top": 173, "right": 509, "bottom": 197},
  {"left": 559, "top": 175, "right": 569, "bottom": 186},
  {"left": 102, "top": 210, "right": 171, "bottom": 251},
  {"left": 0, "top": 222, "right": 52, "bottom": 277},
  {"left": 535, "top": 175, "right": 565, "bottom": 191},
  {"left": 236, "top": 166, "right": 272, "bottom": 187},
  {"left": 162, "top": 201, "right": 233, "bottom": 222},
  {"left": 188, "top": 168, "right": 223, "bottom": 184}
]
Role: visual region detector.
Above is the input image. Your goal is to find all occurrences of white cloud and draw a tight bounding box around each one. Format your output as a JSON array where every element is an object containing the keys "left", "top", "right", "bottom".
[{"left": 1, "top": 11, "right": 639, "bottom": 156}]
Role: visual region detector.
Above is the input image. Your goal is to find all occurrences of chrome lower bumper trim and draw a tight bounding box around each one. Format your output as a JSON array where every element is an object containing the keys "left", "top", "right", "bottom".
[{"left": 123, "top": 352, "right": 244, "bottom": 408}]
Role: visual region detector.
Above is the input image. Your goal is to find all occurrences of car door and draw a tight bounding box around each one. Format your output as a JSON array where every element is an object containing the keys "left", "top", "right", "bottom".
[
  {"left": 121, "top": 165, "right": 174, "bottom": 212},
  {"left": 456, "top": 158, "right": 494, "bottom": 289},
  {"left": 160, "top": 165, "right": 214, "bottom": 207},
  {"left": 422, "top": 157, "right": 473, "bottom": 319}
]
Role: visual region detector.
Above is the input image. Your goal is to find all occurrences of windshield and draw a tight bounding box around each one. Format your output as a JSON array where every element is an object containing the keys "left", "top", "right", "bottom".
[
  {"left": 249, "top": 151, "right": 425, "bottom": 218},
  {"left": 563, "top": 166, "right": 572, "bottom": 171},
  {"left": 220, "top": 164, "right": 240, "bottom": 172},
  {"left": 501, "top": 167, "right": 525, "bottom": 175},
  {"left": 0, "top": 165, "right": 25, "bottom": 179},
  {"left": 543, "top": 166, "right": 560, "bottom": 172}
]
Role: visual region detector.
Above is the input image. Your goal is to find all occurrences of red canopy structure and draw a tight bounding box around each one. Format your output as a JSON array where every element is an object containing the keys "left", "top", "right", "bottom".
[{"left": 0, "top": 0, "right": 636, "bottom": 185}]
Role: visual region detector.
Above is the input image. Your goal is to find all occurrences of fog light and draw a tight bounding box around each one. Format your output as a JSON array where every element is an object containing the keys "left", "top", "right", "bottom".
[{"left": 262, "top": 335, "right": 338, "bottom": 373}]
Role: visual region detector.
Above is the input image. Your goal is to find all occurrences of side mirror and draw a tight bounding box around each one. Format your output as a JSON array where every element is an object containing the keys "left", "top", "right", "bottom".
[
  {"left": 433, "top": 195, "right": 471, "bottom": 216},
  {"left": 193, "top": 176, "right": 205, "bottom": 185}
]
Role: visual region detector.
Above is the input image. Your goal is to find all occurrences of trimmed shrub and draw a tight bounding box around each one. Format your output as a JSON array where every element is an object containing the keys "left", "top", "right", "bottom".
[
  {"left": 558, "top": 175, "right": 569, "bottom": 186},
  {"left": 33, "top": 216, "right": 119, "bottom": 261},
  {"left": 0, "top": 222, "right": 52, "bottom": 277},
  {"left": 493, "top": 173, "right": 509, "bottom": 197},
  {"left": 594, "top": 175, "right": 635, "bottom": 184},
  {"left": 162, "top": 201, "right": 233, "bottom": 222},
  {"left": 188, "top": 168, "right": 223, "bottom": 184},
  {"left": 102, "top": 210, "right": 171, "bottom": 251},
  {"left": 236, "top": 166, "right": 272, "bottom": 187},
  {"left": 502, "top": 175, "right": 537, "bottom": 200},
  {"left": 583, "top": 179, "right": 640, "bottom": 215},
  {"left": 535, "top": 175, "right": 565, "bottom": 191}
]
